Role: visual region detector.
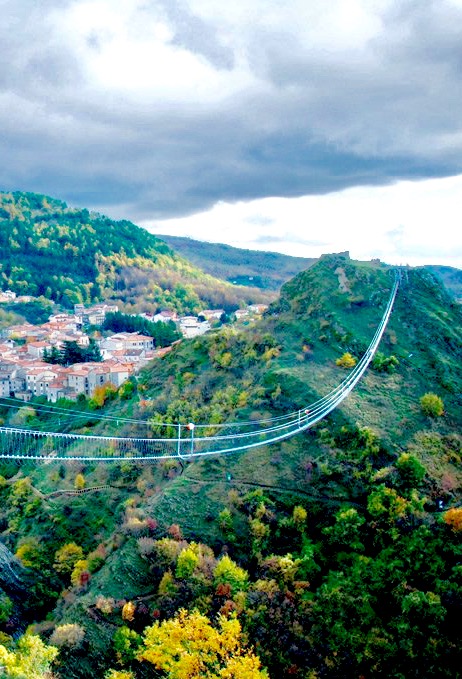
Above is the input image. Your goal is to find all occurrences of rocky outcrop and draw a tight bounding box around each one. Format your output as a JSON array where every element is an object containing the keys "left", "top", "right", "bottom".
[{"left": 0, "top": 541, "right": 25, "bottom": 594}]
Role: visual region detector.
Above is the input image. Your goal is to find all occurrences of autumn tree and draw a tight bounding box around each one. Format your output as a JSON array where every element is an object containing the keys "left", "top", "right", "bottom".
[
  {"left": 420, "top": 392, "right": 444, "bottom": 417},
  {"left": 443, "top": 507, "right": 462, "bottom": 531},
  {"left": 54, "top": 542, "right": 84, "bottom": 575},
  {"left": 137, "top": 609, "right": 268, "bottom": 678},
  {"left": 214, "top": 555, "right": 249, "bottom": 596},
  {"left": 0, "top": 634, "right": 58, "bottom": 679},
  {"left": 335, "top": 352, "right": 357, "bottom": 369}
]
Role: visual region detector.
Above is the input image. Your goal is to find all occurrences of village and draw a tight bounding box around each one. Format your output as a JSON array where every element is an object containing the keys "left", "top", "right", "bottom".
[{"left": 0, "top": 291, "right": 267, "bottom": 403}]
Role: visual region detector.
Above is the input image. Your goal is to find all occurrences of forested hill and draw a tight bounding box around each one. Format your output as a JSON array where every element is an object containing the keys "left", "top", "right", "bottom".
[
  {"left": 156, "top": 234, "right": 316, "bottom": 290},
  {"left": 157, "top": 233, "right": 462, "bottom": 299},
  {"left": 1, "top": 258, "right": 462, "bottom": 676},
  {"left": 0, "top": 191, "right": 272, "bottom": 313},
  {"left": 425, "top": 264, "right": 462, "bottom": 300}
]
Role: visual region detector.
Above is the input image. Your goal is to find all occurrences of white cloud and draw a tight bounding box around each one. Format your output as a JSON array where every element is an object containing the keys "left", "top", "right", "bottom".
[
  {"left": 144, "top": 174, "right": 462, "bottom": 268},
  {"left": 49, "top": 0, "right": 253, "bottom": 102}
]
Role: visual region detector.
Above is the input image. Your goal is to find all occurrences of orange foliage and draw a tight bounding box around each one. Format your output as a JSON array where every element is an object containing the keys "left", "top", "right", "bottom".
[{"left": 443, "top": 507, "right": 462, "bottom": 531}]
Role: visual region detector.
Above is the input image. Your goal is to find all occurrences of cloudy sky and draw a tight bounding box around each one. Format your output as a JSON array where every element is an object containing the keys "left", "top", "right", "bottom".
[{"left": 1, "top": 0, "right": 461, "bottom": 267}]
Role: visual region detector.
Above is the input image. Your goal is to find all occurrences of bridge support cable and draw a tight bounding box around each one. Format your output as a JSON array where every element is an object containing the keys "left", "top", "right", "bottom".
[{"left": 0, "top": 273, "right": 400, "bottom": 462}]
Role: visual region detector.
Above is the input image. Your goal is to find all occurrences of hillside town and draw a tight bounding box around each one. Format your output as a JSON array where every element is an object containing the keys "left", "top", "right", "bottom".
[{"left": 0, "top": 293, "right": 267, "bottom": 403}]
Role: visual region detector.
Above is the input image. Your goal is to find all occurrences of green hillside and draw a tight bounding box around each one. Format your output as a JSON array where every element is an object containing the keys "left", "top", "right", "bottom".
[
  {"left": 425, "top": 264, "right": 462, "bottom": 300},
  {"left": 0, "top": 191, "right": 272, "bottom": 314},
  {"left": 0, "top": 254, "right": 461, "bottom": 678},
  {"left": 156, "top": 234, "right": 462, "bottom": 300},
  {"left": 156, "top": 234, "right": 316, "bottom": 290}
]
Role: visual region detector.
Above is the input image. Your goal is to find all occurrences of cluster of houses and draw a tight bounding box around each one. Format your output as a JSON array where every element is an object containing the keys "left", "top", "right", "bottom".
[
  {"left": 0, "top": 303, "right": 164, "bottom": 403},
  {"left": 0, "top": 290, "right": 32, "bottom": 304},
  {"left": 0, "top": 298, "right": 268, "bottom": 403},
  {"left": 150, "top": 304, "right": 268, "bottom": 338}
]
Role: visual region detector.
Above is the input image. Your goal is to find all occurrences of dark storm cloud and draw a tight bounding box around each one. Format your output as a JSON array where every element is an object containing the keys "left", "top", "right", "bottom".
[{"left": 1, "top": 0, "right": 462, "bottom": 222}]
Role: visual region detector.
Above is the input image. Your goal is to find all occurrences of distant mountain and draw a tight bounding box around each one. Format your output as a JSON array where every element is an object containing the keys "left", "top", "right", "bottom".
[
  {"left": 0, "top": 191, "right": 272, "bottom": 314},
  {"left": 425, "top": 265, "right": 462, "bottom": 300},
  {"left": 156, "top": 234, "right": 316, "bottom": 290}
]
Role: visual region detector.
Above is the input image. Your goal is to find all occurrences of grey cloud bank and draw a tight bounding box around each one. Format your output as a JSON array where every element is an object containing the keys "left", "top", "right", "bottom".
[{"left": 1, "top": 0, "right": 462, "bottom": 263}]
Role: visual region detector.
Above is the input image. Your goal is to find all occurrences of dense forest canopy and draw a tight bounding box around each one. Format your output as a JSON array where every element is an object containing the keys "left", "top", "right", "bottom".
[{"left": 0, "top": 191, "right": 273, "bottom": 314}]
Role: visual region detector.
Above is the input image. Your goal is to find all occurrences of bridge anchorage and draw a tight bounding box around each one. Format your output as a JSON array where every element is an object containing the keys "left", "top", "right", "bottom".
[{"left": 0, "top": 273, "right": 400, "bottom": 462}]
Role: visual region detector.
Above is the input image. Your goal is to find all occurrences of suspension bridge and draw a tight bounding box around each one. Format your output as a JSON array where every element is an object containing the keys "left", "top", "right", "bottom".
[{"left": 0, "top": 273, "right": 400, "bottom": 462}]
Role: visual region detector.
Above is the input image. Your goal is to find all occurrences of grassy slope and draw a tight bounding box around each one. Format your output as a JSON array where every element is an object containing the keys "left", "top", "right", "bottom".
[{"left": 133, "top": 254, "right": 462, "bottom": 532}]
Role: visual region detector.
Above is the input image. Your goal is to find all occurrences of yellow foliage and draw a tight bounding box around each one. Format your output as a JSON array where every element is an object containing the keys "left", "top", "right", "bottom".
[
  {"left": 214, "top": 556, "right": 249, "bottom": 596},
  {"left": 91, "top": 382, "right": 118, "bottom": 407},
  {"left": 74, "top": 473, "right": 85, "bottom": 490},
  {"left": 292, "top": 505, "right": 307, "bottom": 527},
  {"left": 335, "top": 352, "right": 357, "bottom": 369},
  {"left": 158, "top": 571, "right": 177, "bottom": 596},
  {"left": 0, "top": 633, "right": 58, "bottom": 679},
  {"left": 249, "top": 518, "right": 269, "bottom": 541},
  {"left": 15, "top": 541, "right": 40, "bottom": 569},
  {"left": 219, "top": 352, "right": 232, "bottom": 368},
  {"left": 261, "top": 346, "right": 280, "bottom": 363},
  {"left": 420, "top": 392, "right": 444, "bottom": 417},
  {"left": 122, "top": 601, "right": 136, "bottom": 622},
  {"left": 138, "top": 609, "right": 268, "bottom": 678},
  {"left": 70, "top": 559, "right": 89, "bottom": 587},
  {"left": 54, "top": 543, "right": 84, "bottom": 574}
]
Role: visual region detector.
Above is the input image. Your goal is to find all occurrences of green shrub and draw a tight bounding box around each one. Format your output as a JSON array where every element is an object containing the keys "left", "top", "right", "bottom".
[{"left": 420, "top": 392, "right": 444, "bottom": 417}]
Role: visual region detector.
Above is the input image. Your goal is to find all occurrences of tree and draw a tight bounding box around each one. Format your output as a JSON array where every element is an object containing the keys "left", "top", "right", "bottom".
[
  {"left": 71, "top": 559, "right": 90, "bottom": 587},
  {"left": 85, "top": 338, "right": 102, "bottom": 362},
  {"left": 49, "top": 624, "right": 85, "bottom": 648},
  {"left": 292, "top": 505, "right": 307, "bottom": 530},
  {"left": 443, "top": 507, "right": 462, "bottom": 531},
  {"left": 60, "top": 340, "right": 85, "bottom": 366},
  {"left": 367, "top": 484, "right": 407, "bottom": 524},
  {"left": 138, "top": 609, "right": 268, "bottom": 678},
  {"left": 113, "top": 626, "right": 141, "bottom": 664},
  {"left": 371, "top": 352, "right": 399, "bottom": 373},
  {"left": 0, "top": 594, "right": 13, "bottom": 624},
  {"left": 0, "top": 634, "right": 58, "bottom": 679},
  {"left": 43, "top": 346, "right": 61, "bottom": 364},
  {"left": 214, "top": 555, "right": 248, "bottom": 596},
  {"left": 420, "top": 393, "right": 444, "bottom": 417},
  {"left": 336, "top": 352, "right": 357, "bottom": 369},
  {"left": 54, "top": 543, "right": 84, "bottom": 575},
  {"left": 396, "top": 453, "right": 426, "bottom": 489},
  {"left": 103, "top": 312, "right": 180, "bottom": 346},
  {"left": 57, "top": 339, "right": 103, "bottom": 366},
  {"left": 323, "top": 507, "right": 365, "bottom": 551},
  {"left": 176, "top": 546, "right": 199, "bottom": 579},
  {"left": 74, "top": 473, "right": 85, "bottom": 490},
  {"left": 89, "top": 383, "right": 117, "bottom": 409}
]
